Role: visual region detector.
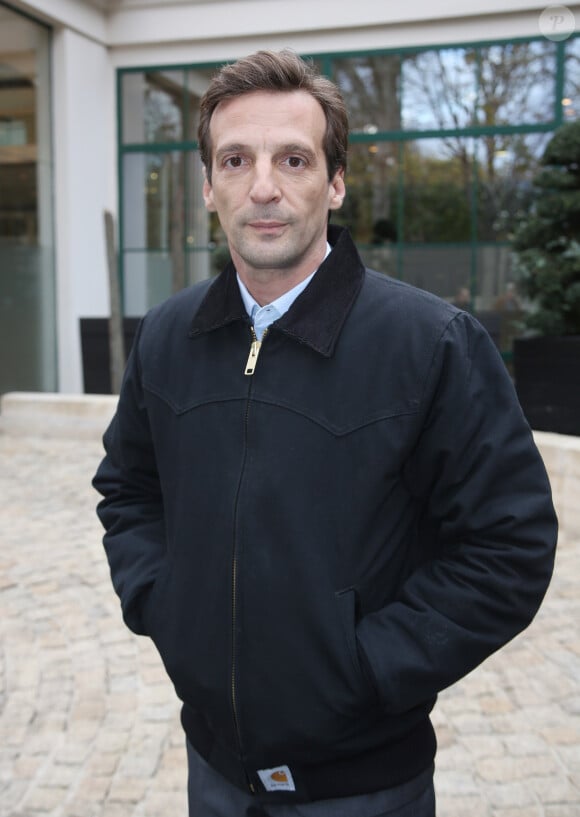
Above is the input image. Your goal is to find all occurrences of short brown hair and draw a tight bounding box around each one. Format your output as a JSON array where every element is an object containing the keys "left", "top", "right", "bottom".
[{"left": 198, "top": 49, "right": 348, "bottom": 183}]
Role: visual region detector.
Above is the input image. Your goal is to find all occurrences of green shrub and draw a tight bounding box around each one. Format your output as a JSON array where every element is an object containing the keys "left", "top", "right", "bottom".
[{"left": 512, "top": 120, "right": 580, "bottom": 336}]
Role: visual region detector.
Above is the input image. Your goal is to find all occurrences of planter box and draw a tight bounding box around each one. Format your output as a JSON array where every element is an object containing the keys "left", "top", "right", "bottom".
[
  {"left": 80, "top": 317, "right": 140, "bottom": 395},
  {"left": 513, "top": 335, "right": 580, "bottom": 436}
]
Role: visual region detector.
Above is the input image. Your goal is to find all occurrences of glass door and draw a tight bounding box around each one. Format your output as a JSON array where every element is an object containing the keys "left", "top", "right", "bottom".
[{"left": 0, "top": 3, "right": 55, "bottom": 393}]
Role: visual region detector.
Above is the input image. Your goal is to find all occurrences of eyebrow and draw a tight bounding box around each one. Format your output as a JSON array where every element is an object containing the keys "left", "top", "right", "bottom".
[
  {"left": 280, "top": 144, "right": 318, "bottom": 163},
  {"left": 215, "top": 143, "right": 247, "bottom": 161}
]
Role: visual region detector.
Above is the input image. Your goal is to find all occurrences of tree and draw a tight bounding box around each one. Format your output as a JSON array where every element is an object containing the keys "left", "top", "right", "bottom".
[{"left": 512, "top": 120, "right": 580, "bottom": 336}]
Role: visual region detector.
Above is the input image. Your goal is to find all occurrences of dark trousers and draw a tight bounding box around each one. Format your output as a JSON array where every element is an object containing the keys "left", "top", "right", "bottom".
[{"left": 187, "top": 740, "right": 436, "bottom": 817}]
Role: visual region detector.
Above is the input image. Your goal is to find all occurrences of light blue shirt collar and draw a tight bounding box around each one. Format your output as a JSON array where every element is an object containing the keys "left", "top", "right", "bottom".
[{"left": 237, "top": 243, "right": 331, "bottom": 340}]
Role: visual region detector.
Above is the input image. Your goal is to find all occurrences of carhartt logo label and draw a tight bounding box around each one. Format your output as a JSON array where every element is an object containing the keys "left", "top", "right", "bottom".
[{"left": 257, "top": 764, "right": 296, "bottom": 792}]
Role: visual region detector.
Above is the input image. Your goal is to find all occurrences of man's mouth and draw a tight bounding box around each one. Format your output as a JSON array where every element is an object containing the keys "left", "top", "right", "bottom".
[{"left": 248, "top": 221, "right": 286, "bottom": 230}]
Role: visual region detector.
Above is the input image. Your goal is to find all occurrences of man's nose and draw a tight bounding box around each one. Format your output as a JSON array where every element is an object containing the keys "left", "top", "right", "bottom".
[{"left": 249, "top": 160, "right": 281, "bottom": 203}]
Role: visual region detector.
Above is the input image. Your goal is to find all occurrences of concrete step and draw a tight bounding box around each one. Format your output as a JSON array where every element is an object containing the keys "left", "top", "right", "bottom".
[{"left": 0, "top": 391, "right": 117, "bottom": 439}]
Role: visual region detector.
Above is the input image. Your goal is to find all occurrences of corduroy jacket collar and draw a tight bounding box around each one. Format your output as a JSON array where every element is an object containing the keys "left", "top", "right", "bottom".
[{"left": 188, "top": 225, "right": 365, "bottom": 358}]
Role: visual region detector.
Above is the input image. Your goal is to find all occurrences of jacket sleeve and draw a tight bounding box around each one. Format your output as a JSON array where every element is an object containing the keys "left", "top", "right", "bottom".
[
  {"left": 356, "top": 311, "right": 558, "bottom": 714},
  {"left": 93, "top": 319, "right": 166, "bottom": 635}
]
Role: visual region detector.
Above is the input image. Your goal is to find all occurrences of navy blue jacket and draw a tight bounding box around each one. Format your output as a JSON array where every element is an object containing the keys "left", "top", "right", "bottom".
[{"left": 94, "top": 225, "right": 557, "bottom": 802}]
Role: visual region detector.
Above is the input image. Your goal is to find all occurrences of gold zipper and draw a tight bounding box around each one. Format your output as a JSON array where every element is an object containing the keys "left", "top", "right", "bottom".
[{"left": 244, "top": 327, "right": 268, "bottom": 376}]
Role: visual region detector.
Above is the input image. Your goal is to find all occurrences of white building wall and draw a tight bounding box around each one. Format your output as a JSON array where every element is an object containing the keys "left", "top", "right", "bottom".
[
  {"left": 12, "top": 0, "right": 107, "bottom": 43},
  {"left": 106, "top": 0, "right": 579, "bottom": 66}
]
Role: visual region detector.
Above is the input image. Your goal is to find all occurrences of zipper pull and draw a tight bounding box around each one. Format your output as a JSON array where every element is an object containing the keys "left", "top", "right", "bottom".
[
  {"left": 244, "top": 327, "right": 269, "bottom": 376},
  {"left": 244, "top": 339, "right": 262, "bottom": 376}
]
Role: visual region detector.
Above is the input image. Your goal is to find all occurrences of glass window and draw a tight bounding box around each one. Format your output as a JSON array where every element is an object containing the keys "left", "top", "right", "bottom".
[
  {"left": 332, "top": 55, "right": 401, "bottom": 134},
  {"left": 122, "top": 151, "right": 185, "bottom": 250},
  {"left": 402, "top": 138, "right": 474, "bottom": 243},
  {"left": 121, "top": 66, "right": 220, "bottom": 145},
  {"left": 122, "top": 70, "right": 186, "bottom": 143},
  {"left": 121, "top": 149, "right": 218, "bottom": 311},
  {"left": 332, "top": 141, "right": 399, "bottom": 275},
  {"left": 122, "top": 150, "right": 187, "bottom": 307},
  {"left": 399, "top": 244, "right": 473, "bottom": 300},
  {"left": 184, "top": 66, "right": 218, "bottom": 141},
  {"left": 123, "top": 250, "right": 174, "bottom": 317},
  {"left": 401, "top": 49, "right": 478, "bottom": 131},
  {"left": 124, "top": 247, "right": 221, "bottom": 317},
  {"left": 396, "top": 138, "right": 475, "bottom": 310},
  {"left": 185, "top": 150, "right": 215, "bottom": 282},
  {"left": 475, "top": 41, "right": 556, "bottom": 126},
  {"left": 564, "top": 36, "right": 580, "bottom": 121},
  {"left": 0, "top": 4, "right": 55, "bottom": 393},
  {"left": 401, "top": 42, "right": 557, "bottom": 133},
  {"left": 475, "top": 131, "right": 550, "bottom": 241}
]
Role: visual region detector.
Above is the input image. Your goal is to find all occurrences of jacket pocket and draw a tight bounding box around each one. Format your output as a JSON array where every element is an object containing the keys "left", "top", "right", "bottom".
[
  {"left": 140, "top": 562, "right": 172, "bottom": 642},
  {"left": 336, "top": 587, "right": 380, "bottom": 704}
]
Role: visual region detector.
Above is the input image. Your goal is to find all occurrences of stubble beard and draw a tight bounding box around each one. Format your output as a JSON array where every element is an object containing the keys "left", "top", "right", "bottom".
[
  {"left": 231, "top": 211, "right": 325, "bottom": 281},
  {"left": 231, "top": 221, "right": 302, "bottom": 279}
]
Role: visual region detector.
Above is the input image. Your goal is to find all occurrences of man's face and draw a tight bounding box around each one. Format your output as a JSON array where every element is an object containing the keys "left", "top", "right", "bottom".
[{"left": 202, "top": 90, "right": 345, "bottom": 286}]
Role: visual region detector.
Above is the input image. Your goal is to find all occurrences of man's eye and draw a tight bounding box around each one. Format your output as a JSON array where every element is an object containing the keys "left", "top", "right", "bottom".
[
  {"left": 284, "top": 156, "right": 305, "bottom": 168},
  {"left": 224, "top": 156, "right": 244, "bottom": 168}
]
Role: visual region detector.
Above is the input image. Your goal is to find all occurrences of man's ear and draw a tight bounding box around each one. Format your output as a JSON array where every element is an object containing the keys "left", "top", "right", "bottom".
[
  {"left": 328, "top": 167, "right": 346, "bottom": 211},
  {"left": 202, "top": 169, "right": 216, "bottom": 212}
]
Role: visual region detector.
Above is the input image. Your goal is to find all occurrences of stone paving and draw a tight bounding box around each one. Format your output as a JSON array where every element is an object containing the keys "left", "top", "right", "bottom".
[{"left": 0, "top": 429, "right": 579, "bottom": 817}]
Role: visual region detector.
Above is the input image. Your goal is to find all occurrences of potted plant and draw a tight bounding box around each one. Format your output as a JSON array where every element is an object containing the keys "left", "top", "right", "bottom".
[{"left": 511, "top": 120, "right": 580, "bottom": 436}]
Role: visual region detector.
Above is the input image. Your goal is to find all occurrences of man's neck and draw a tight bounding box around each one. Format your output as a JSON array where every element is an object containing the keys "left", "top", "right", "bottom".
[
  {"left": 233, "top": 244, "right": 331, "bottom": 307},
  {"left": 235, "top": 269, "right": 311, "bottom": 307}
]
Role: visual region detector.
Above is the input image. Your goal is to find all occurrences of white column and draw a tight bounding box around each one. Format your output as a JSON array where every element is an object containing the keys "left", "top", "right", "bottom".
[{"left": 52, "top": 27, "right": 116, "bottom": 392}]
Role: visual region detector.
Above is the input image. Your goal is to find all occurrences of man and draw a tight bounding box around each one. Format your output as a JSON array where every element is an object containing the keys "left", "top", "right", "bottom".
[{"left": 94, "top": 50, "right": 557, "bottom": 816}]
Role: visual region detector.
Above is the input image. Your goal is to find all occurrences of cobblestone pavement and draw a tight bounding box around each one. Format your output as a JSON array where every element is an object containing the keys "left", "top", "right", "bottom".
[{"left": 0, "top": 431, "right": 579, "bottom": 817}]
